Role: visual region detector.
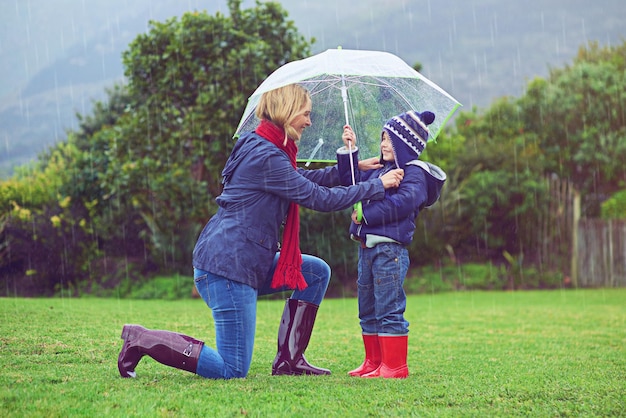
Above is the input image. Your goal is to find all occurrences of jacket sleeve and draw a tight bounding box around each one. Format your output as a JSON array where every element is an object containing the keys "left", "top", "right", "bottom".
[
  {"left": 295, "top": 146, "right": 362, "bottom": 187},
  {"left": 297, "top": 164, "right": 341, "bottom": 187},
  {"left": 361, "top": 165, "right": 428, "bottom": 226},
  {"left": 262, "top": 148, "right": 385, "bottom": 212},
  {"left": 336, "top": 146, "right": 360, "bottom": 186}
]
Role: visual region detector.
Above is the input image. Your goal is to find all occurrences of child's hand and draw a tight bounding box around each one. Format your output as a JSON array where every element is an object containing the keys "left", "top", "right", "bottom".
[
  {"left": 342, "top": 125, "right": 356, "bottom": 149},
  {"left": 380, "top": 168, "right": 404, "bottom": 189},
  {"left": 351, "top": 210, "right": 362, "bottom": 224}
]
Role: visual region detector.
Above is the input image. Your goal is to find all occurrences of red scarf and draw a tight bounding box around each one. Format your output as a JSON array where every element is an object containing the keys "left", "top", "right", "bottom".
[{"left": 255, "top": 120, "right": 308, "bottom": 291}]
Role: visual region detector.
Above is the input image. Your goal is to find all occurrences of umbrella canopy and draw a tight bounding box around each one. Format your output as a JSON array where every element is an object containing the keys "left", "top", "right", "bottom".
[{"left": 235, "top": 48, "right": 461, "bottom": 163}]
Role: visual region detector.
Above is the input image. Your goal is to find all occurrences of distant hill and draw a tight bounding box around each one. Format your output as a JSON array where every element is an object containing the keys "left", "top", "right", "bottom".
[{"left": 1, "top": 0, "right": 625, "bottom": 177}]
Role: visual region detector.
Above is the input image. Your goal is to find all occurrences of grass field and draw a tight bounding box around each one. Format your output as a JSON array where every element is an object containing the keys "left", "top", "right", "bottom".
[{"left": 1, "top": 289, "right": 624, "bottom": 417}]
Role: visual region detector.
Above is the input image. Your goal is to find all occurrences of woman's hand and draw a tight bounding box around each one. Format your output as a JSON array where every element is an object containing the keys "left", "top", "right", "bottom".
[
  {"left": 379, "top": 169, "right": 404, "bottom": 189},
  {"left": 342, "top": 125, "right": 356, "bottom": 149},
  {"left": 358, "top": 157, "right": 383, "bottom": 171}
]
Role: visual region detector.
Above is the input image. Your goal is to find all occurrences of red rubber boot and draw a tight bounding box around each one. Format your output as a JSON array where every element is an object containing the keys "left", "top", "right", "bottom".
[
  {"left": 348, "top": 334, "right": 381, "bottom": 376},
  {"left": 361, "top": 335, "right": 408, "bottom": 379}
]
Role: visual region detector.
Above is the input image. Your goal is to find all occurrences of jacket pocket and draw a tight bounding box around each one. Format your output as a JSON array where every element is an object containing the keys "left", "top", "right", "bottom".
[{"left": 246, "top": 227, "right": 273, "bottom": 250}]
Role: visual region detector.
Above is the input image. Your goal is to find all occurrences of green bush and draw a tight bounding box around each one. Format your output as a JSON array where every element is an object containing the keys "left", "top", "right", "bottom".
[
  {"left": 127, "top": 275, "right": 194, "bottom": 300},
  {"left": 404, "top": 264, "right": 455, "bottom": 294},
  {"left": 406, "top": 261, "right": 564, "bottom": 294},
  {"left": 601, "top": 189, "right": 626, "bottom": 219},
  {"left": 406, "top": 262, "right": 501, "bottom": 293},
  {"left": 509, "top": 266, "right": 564, "bottom": 290}
]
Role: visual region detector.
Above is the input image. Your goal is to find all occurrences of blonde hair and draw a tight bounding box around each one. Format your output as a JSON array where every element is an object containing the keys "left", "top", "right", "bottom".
[{"left": 255, "top": 84, "right": 311, "bottom": 143}]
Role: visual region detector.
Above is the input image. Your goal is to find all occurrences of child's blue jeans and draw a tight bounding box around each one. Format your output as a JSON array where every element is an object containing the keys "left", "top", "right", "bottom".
[{"left": 357, "top": 242, "right": 410, "bottom": 335}]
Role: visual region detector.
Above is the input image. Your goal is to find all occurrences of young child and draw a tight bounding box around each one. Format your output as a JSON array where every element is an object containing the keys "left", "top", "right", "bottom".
[{"left": 338, "top": 110, "right": 446, "bottom": 379}]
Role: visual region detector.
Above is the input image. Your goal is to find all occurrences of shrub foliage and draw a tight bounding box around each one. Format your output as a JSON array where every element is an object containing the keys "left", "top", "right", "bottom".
[{"left": 1, "top": 4, "right": 625, "bottom": 296}]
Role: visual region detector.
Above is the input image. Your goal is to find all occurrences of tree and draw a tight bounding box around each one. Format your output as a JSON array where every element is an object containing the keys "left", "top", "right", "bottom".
[
  {"left": 89, "top": 0, "right": 313, "bottom": 274},
  {"left": 1, "top": 1, "right": 313, "bottom": 295},
  {"left": 431, "top": 99, "right": 548, "bottom": 263},
  {"left": 520, "top": 41, "right": 626, "bottom": 216},
  {"left": 601, "top": 189, "right": 626, "bottom": 219},
  {"left": 423, "top": 41, "right": 626, "bottom": 275},
  {"left": 0, "top": 141, "right": 101, "bottom": 295}
]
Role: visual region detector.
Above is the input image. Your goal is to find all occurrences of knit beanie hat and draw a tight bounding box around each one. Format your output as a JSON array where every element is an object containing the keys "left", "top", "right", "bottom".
[{"left": 382, "top": 110, "right": 435, "bottom": 168}]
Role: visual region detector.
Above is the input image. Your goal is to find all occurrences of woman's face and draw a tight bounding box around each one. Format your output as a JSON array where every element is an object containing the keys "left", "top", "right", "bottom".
[
  {"left": 289, "top": 99, "right": 312, "bottom": 140},
  {"left": 381, "top": 132, "right": 395, "bottom": 162}
]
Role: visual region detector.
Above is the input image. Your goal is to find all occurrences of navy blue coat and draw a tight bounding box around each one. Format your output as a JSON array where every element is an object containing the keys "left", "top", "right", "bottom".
[
  {"left": 337, "top": 151, "right": 446, "bottom": 246},
  {"left": 192, "top": 132, "right": 386, "bottom": 289}
]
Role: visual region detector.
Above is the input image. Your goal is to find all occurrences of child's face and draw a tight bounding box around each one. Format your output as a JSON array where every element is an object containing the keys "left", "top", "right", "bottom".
[{"left": 381, "top": 132, "right": 395, "bottom": 162}]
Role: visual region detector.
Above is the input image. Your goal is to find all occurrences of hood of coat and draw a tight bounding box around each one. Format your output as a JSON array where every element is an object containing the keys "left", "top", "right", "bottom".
[
  {"left": 406, "top": 160, "right": 447, "bottom": 209},
  {"left": 221, "top": 132, "right": 259, "bottom": 185}
]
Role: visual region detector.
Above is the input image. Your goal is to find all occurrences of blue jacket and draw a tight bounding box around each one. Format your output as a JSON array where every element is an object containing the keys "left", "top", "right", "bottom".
[
  {"left": 192, "top": 132, "right": 386, "bottom": 289},
  {"left": 337, "top": 150, "right": 446, "bottom": 246}
]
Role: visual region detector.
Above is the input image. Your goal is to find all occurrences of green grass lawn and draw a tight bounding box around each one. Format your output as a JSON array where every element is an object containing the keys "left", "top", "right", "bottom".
[{"left": 1, "top": 289, "right": 624, "bottom": 417}]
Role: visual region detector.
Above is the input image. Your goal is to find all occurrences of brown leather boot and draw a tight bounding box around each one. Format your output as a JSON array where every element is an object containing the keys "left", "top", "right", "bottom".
[
  {"left": 117, "top": 324, "right": 204, "bottom": 378},
  {"left": 348, "top": 334, "right": 381, "bottom": 376},
  {"left": 271, "top": 299, "right": 331, "bottom": 376}
]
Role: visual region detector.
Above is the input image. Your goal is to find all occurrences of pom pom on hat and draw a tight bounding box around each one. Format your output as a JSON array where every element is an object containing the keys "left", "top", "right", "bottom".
[
  {"left": 382, "top": 110, "right": 435, "bottom": 168},
  {"left": 420, "top": 111, "right": 435, "bottom": 125}
]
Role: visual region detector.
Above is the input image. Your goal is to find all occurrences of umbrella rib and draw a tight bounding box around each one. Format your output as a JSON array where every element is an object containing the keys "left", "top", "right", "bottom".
[
  {"left": 300, "top": 78, "right": 342, "bottom": 96},
  {"left": 374, "top": 78, "right": 414, "bottom": 110}
]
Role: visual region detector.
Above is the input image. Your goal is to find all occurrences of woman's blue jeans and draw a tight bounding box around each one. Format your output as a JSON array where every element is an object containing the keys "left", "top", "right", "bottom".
[
  {"left": 357, "top": 242, "right": 410, "bottom": 335},
  {"left": 193, "top": 253, "right": 330, "bottom": 379}
]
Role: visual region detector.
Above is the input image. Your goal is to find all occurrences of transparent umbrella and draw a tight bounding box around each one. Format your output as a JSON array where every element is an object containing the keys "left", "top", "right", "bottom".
[{"left": 235, "top": 48, "right": 462, "bottom": 165}]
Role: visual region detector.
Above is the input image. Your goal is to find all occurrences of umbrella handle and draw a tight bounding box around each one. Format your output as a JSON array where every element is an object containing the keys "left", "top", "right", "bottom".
[{"left": 353, "top": 201, "right": 363, "bottom": 223}]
